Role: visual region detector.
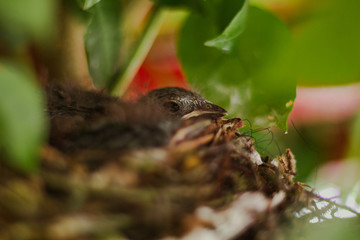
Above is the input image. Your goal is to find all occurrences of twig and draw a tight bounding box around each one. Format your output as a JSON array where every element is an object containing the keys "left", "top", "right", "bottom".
[
  {"left": 108, "top": 5, "right": 167, "bottom": 96},
  {"left": 311, "top": 192, "right": 360, "bottom": 217}
]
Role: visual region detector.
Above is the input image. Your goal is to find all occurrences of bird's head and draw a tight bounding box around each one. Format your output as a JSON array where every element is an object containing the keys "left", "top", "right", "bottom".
[{"left": 141, "top": 87, "right": 227, "bottom": 120}]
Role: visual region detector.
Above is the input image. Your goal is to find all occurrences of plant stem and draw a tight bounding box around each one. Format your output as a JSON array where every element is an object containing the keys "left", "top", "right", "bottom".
[{"left": 108, "top": 5, "right": 167, "bottom": 96}]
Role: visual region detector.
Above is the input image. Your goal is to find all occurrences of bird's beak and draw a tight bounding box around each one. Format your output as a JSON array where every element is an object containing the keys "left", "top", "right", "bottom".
[{"left": 181, "top": 103, "right": 227, "bottom": 120}]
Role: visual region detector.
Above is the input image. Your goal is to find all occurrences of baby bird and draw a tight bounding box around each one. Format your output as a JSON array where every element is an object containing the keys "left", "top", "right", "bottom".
[
  {"left": 141, "top": 87, "right": 227, "bottom": 120},
  {"left": 46, "top": 85, "right": 226, "bottom": 152}
]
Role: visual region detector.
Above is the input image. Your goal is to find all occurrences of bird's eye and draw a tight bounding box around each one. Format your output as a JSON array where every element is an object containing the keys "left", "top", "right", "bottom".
[{"left": 163, "top": 101, "right": 180, "bottom": 113}]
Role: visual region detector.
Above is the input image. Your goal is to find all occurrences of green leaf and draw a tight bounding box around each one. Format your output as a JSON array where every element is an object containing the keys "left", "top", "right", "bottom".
[
  {"left": 286, "top": 0, "right": 360, "bottom": 85},
  {"left": 205, "top": 0, "right": 249, "bottom": 52},
  {"left": 0, "top": 61, "right": 48, "bottom": 173},
  {"left": 151, "top": 0, "right": 205, "bottom": 11},
  {"left": 84, "top": 0, "right": 121, "bottom": 88},
  {"left": 178, "top": 5, "right": 295, "bottom": 131},
  {"left": 0, "top": 0, "right": 56, "bottom": 43},
  {"left": 78, "top": 0, "right": 102, "bottom": 10}
]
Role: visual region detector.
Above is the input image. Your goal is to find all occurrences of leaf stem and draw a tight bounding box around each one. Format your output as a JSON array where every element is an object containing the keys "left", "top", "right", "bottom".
[{"left": 108, "top": 5, "right": 167, "bottom": 96}]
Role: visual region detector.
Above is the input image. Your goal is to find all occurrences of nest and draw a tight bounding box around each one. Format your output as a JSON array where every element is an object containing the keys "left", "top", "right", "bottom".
[{"left": 2, "top": 87, "right": 346, "bottom": 239}]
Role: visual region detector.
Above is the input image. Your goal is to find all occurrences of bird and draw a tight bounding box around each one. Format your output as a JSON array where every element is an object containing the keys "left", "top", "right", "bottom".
[
  {"left": 46, "top": 85, "right": 227, "bottom": 152},
  {"left": 140, "top": 87, "right": 227, "bottom": 120}
]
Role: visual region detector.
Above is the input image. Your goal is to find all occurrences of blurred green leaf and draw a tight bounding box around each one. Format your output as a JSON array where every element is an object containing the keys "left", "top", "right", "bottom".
[
  {"left": 205, "top": 0, "right": 249, "bottom": 52},
  {"left": 178, "top": 4, "right": 295, "bottom": 131},
  {"left": 0, "top": 61, "right": 48, "bottom": 173},
  {"left": 84, "top": 0, "right": 121, "bottom": 88},
  {"left": 286, "top": 0, "right": 360, "bottom": 85},
  {"left": 0, "top": 0, "right": 56, "bottom": 44},
  {"left": 296, "top": 217, "right": 360, "bottom": 240},
  {"left": 78, "top": 0, "right": 102, "bottom": 10},
  {"left": 151, "top": 0, "right": 205, "bottom": 11}
]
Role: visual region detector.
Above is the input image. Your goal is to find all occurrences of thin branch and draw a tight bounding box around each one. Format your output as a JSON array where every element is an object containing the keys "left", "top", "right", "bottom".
[
  {"left": 312, "top": 192, "right": 360, "bottom": 217},
  {"left": 108, "top": 5, "right": 167, "bottom": 96}
]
